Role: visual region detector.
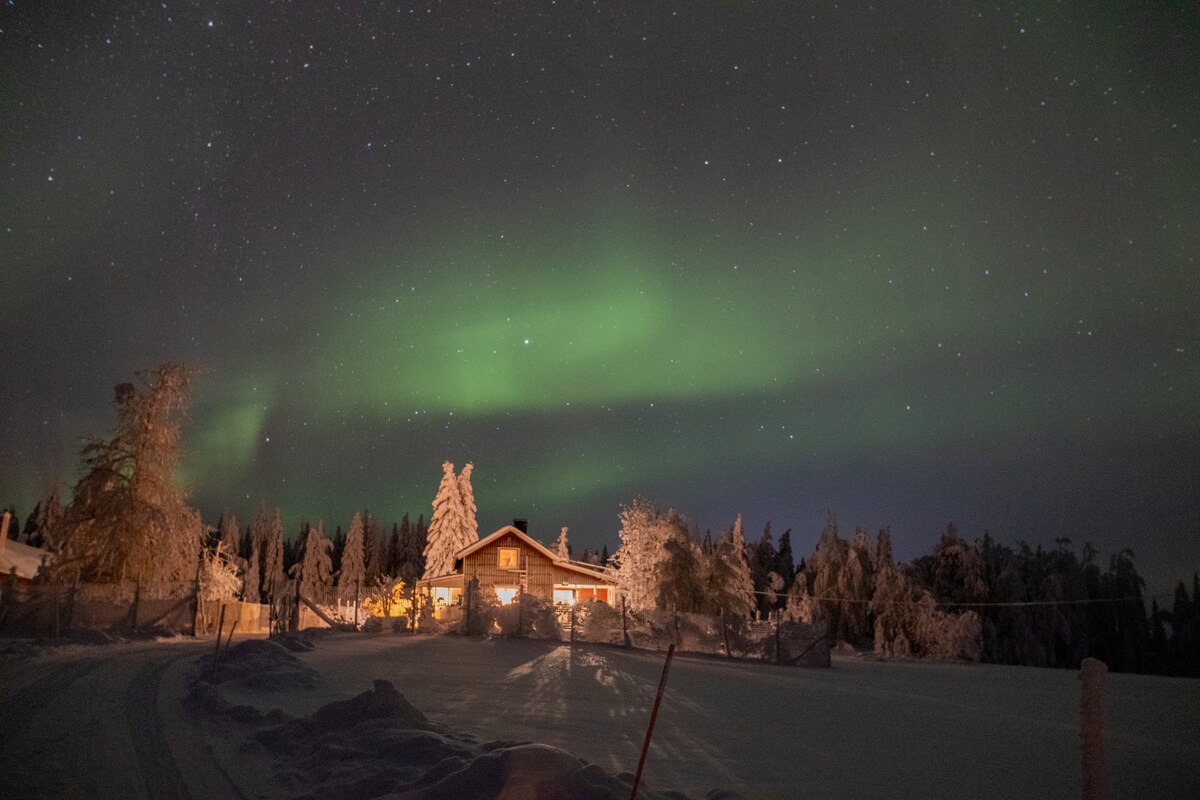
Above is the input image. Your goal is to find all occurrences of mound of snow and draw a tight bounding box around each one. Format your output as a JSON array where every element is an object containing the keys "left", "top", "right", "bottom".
[
  {"left": 304, "top": 678, "right": 433, "bottom": 734},
  {"left": 384, "top": 742, "right": 674, "bottom": 800},
  {"left": 205, "top": 638, "right": 322, "bottom": 689},
  {"left": 207, "top": 678, "right": 739, "bottom": 800}
]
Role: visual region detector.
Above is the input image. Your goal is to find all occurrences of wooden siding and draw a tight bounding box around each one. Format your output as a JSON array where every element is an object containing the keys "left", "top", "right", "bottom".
[{"left": 461, "top": 531, "right": 614, "bottom": 603}]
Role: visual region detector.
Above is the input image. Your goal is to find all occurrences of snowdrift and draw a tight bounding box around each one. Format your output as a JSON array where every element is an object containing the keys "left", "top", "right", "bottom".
[{"left": 194, "top": 638, "right": 742, "bottom": 800}]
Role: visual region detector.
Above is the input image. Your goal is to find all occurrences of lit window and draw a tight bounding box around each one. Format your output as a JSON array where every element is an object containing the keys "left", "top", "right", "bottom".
[
  {"left": 553, "top": 588, "right": 576, "bottom": 605},
  {"left": 495, "top": 587, "right": 518, "bottom": 605},
  {"left": 497, "top": 546, "right": 519, "bottom": 569}
]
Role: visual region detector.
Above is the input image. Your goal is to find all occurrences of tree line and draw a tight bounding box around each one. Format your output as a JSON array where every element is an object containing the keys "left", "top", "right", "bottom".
[{"left": 615, "top": 498, "right": 1198, "bottom": 677}]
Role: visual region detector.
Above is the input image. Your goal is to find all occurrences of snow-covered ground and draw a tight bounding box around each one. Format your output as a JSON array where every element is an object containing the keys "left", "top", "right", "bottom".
[{"left": 1, "top": 633, "right": 1197, "bottom": 799}]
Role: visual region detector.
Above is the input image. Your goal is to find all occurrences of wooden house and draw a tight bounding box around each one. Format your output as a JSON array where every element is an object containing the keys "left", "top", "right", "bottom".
[{"left": 420, "top": 523, "right": 617, "bottom": 608}]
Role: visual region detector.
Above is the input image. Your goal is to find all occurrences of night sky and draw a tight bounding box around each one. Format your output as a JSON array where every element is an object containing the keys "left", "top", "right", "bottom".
[{"left": 2, "top": 3, "right": 1197, "bottom": 594}]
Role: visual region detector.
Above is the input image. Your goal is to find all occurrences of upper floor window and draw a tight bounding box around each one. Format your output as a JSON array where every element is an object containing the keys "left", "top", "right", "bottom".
[{"left": 497, "top": 546, "right": 519, "bottom": 570}]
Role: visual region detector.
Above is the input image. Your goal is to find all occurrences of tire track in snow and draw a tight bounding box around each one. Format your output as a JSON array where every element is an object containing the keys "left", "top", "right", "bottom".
[
  {"left": 125, "top": 654, "right": 197, "bottom": 800},
  {"left": 0, "top": 657, "right": 106, "bottom": 747}
]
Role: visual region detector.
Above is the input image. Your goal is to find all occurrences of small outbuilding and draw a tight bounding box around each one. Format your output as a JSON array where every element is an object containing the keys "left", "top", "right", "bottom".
[{"left": 420, "top": 523, "right": 617, "bottom": 608}]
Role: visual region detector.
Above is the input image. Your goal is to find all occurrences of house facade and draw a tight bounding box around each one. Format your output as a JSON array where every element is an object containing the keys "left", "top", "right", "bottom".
[{"left": 420, "top": 523, "right": 617, "bottom": 608}]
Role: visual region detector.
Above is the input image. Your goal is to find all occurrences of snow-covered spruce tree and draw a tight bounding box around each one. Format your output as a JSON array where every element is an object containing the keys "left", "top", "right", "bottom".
[
  {"left": 396, "top": 513, "right": 423, "bottom": 585},
  {"left": 703, "top": 514, "right": 756, "bottom": 620},
  {"left": 363, "top": 511, "right": 386, "bottom": 583},
  {"left": 50, "top": 363, "right": 203, "bottom": 584},
  {"left": 612, "top": 499, "right": 679, "bottom": 612},
  {"left": 783, "top": 573, "right": 820, "bottom": 624},
  {"left": 263, "top": 508, "right": 286, "bottom": 603},
  {"left": 24, "top": 487, "right": 64, "bottom": 548},
  {"left": 338, "top": 511, "right": 367, "bottom": 601},
  {"left": 554, "top": 527, "right": 570, "bottom": 560},
  {"left": 422, "top": 461, "right": 476, "bottom": 579},
  {"left": 657, "top": 531, "right": 704, "bottom": 614},
  {"left": 292, "top": 520, "right": 333, "bottom": 601},
  {"left": 457, "top": 462, "right": 478, "bottom": 542},
  {"left": 217, "top": 512, "right": 241, "bottom": 559},
  {"left": 242, "top": 540, "right": 261, "bottom": 603}
]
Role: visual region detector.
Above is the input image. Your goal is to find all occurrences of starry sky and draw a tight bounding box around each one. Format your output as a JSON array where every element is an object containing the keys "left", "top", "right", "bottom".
[{"left": 2, "top": 2, "right": 1197, "bottom": 594}]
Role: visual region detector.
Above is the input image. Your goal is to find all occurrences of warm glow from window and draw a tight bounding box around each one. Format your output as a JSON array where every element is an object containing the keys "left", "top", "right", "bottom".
[
  {"left": 553, "top": 588, "right": 576, "bottom": 605},
  {"left": 497, "top": 546, "right": 519, "bottom": 569},
  {"left": 495, "top": 587, "right": 518, "bottom": 605}
]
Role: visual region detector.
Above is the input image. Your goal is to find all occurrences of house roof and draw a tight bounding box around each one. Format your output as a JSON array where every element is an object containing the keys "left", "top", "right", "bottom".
[
  {"left": 0, "top": 537, "right": 52, "bottom": 581},
  {"left": 455, "top": 525, "right": 616, "bottom": 583}
]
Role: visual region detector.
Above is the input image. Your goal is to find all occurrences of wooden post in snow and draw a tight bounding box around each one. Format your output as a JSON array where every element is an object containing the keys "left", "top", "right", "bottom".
[
  {"left": 1080, "top": 657, "right": 1108, "bottom": 800},
  {"left": 621, "top": 595, "right": 630, "bottom": 648},
  {"left": 630, "top": 643, "right": 675, "bottom": 800},
  {"left": 209, "top": 605, "right": 227, "bottom": 683}
]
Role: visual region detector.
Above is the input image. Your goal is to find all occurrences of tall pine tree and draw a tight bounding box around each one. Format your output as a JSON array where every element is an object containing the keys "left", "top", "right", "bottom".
[
  {"left": 338, "top": 511, "right": 367, "bottom": 601},
  {"left": 422, "top": 462, "right": 476, "bottom": 579}
]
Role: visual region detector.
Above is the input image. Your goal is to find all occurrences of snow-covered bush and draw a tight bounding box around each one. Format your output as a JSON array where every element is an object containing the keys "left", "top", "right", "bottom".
[
  {"left": 494, "top": 594, "right": 561, "bottom": 640},
  {"left": 201, "top": 543, "right": 243, "bottom": 601},
  {"left": 457, "top": 577, "right": 499, "bottom": 636}
]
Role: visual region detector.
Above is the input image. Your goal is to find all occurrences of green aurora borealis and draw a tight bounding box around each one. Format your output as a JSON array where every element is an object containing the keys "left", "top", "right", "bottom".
[{"left": 1, "top": 2, "right": 1196, "bottom": 592}]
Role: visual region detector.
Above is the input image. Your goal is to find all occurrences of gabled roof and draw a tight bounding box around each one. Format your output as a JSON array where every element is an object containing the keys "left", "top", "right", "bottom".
[
  {"left": 455, "top": 525, "right": 616, "bottom": 583},
  {"left": 0, "top": 538, "right": 52, "bottom": 581}
]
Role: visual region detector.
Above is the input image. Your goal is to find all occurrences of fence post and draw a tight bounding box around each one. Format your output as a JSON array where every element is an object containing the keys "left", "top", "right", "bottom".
[
  {"left": 128, "top": 572, "right": 142, "bottom": 631},
  {"left": 517, "top": 589, "right": 525, "bottom": 638},
  {"left": 66, "top": 576, "right": 80, "bottom": 629},
  {"left": 190, "top": 558, "right": 203, "bottom": 637},
  {"left": 621, "top": 595, "right": 630, "bottom": 648},
  {"left": 291, "top": 579, "right": 301, "bottom": 631},
  {"left": 1080, "top": 657, "right": 1108, "bottom": 800}
]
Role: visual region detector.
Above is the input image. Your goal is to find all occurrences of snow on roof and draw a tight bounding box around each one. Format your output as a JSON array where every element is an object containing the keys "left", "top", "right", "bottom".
[{"left": 0, "top": 537, "right": 52, "bottom": 581}]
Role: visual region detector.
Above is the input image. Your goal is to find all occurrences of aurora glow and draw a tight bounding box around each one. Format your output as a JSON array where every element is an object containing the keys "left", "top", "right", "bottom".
[{"left": 1, "top": 2, "right": 1196, "bottom": 593}]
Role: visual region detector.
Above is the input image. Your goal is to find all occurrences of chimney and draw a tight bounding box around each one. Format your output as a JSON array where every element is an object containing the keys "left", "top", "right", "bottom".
[{"left": 512, "top": 518, "right": 528, "bottom": 534}]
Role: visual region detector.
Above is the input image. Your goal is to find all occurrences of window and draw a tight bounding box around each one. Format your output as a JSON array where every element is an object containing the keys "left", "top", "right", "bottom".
[
  {"left": 494, "top": 587, "right": 518, "bottom": 605},
  {"left": 553, "top": 588, "right": 576, "bottom": 605},
  {"left": 497, "top": 546, "right": 519, "bottom": 570}
]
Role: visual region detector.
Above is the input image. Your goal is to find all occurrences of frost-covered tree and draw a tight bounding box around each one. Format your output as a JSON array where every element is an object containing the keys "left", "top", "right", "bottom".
[
  {"left": 217, "top": 512, "right": 241, "bottom": 559},
  {"left": 554, "top": 527, "right": 570, "bottom": 560},
  {"left": 783, "top": 572, "right": 820, "bottom": 624},
  {"left": 363, "top": 511, "right": 386, "bottom": 583},
  {"left": 702, "top": 514, "right": 756, "bottom": 620},
  {"left": 263, "top": 508, "right": 286, "bottom": 603},
  {"left": 931, "top": 523, "right": 988, "bottom": 605},
  {"left": 49, "top": 363, "right": 203, "bottom": 584},
  {"left": 457, "top": 462, "right": 478, "bottom": 542},
  {"left": 200, "top": 542, "right": 242, "bottom": 601},
  {"left": 23, "top": 487, "right": 64, "bottom": 548},
  {"left": 242, "top": 541, "right": 260, "bottom": 603},
  {"left": 338, "top": 511, "right": 367, "bottom": 600},
  {"left": 658, "top": 532, "right": 703, "bottom": 615},
  {"left": 292, "top": 519, "right": 333, "bottom": 600},
  {"left": 422, "top": 462, "right": 476, "bottom": 579},
  {"left": 396, "top": 512, "right": 424, "bottom": 585},
  {"left": 612, "top": 499, "right": 681, "bottom": 611}
]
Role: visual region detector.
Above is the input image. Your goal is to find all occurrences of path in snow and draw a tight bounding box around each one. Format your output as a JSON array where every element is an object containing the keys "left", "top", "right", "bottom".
[{"left": 0, "top": 640, "right": 242, "bottom": 798}]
